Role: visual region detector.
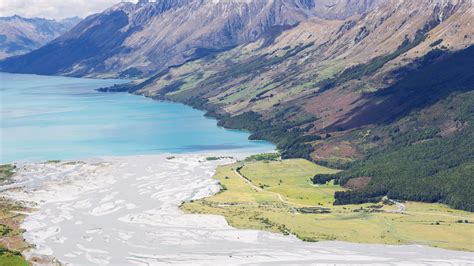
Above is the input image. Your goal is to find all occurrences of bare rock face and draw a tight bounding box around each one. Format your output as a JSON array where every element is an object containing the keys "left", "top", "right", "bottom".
[
  {"left": 0, "top": 16, "right": 80, "bottom": 59},
  {"left": 0, "top": 0, "right": 381, "bottom": 77}
]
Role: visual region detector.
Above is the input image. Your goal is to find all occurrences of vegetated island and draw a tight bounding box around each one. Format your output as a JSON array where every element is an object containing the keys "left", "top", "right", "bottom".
[{"left": 181, "top": 153, "right": 474, "bottom": 251}]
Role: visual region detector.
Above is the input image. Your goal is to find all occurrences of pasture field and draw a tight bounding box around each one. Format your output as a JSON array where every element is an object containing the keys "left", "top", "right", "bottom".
[
  {"left": 239, "top": 159, "right": 341, "bottom": 206},
  {"left": 181, "top": 158, "right": 474, "bottom": 251}
]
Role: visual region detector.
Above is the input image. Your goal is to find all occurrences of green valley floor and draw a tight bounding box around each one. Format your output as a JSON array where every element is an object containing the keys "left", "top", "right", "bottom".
[{"left": 181, "top": 157, "right": 474, "bottom": 251}]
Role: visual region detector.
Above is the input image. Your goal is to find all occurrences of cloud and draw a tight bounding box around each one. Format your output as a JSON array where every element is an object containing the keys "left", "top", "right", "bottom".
[{"left": 0, "top": 0, "right": 138, "bottom": 20}]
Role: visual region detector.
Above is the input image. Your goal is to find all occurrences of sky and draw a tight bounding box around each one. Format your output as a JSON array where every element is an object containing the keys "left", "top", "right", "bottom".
[{"left": 0, "top": 0, "right": 139, "bottom": 20}]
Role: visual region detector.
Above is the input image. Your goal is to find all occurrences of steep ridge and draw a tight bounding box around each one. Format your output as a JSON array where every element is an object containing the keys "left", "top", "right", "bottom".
[
  {"left": 0, "top": 0, "right": 380, "bottom": 77},
  {"left": 133, "top": 0, "right": 474, "bottom": 210},
  {"left": 0, "top": 15, "right": 80, "bottom": 59}
]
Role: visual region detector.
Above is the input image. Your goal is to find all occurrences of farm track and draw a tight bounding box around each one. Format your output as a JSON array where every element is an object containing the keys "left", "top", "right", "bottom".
[
  {"left": 233, "top": 169, "right": 321, "bottom": 208},
  {"left": 233, "top": 167, "right": 464, "bottom": 217}
]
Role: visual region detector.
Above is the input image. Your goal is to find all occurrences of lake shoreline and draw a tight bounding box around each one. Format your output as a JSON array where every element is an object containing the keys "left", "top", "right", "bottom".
[
  {"left": 0, "top": 72, "right": 274, "bottom": 164},
  {"left": 2, "top": 154, "right": 473, "bottom": 265}
]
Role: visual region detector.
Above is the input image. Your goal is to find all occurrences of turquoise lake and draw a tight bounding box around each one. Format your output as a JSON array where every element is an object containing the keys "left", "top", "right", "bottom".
[{"left": 0, "top": 73, "right": 274, "bottom": 163}]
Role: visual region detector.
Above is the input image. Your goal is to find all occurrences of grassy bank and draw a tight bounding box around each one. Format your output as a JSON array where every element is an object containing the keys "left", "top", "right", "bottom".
[
  {"left": 0, "top": 198, "right": 29, "bottom": 266},
  {"left": 181, "top": 158, "right": 474, "bottom": 251},
  {"left": 0, "top": 165, "right": 29, "bottom": 266}
]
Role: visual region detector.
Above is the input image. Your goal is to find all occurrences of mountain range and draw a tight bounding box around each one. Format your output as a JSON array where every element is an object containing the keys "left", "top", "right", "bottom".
[
  {"left": 1, "top": 0, "right": 473, "bottom": 211},
  {"left": 0, "top": 15, "right": 81, "bottom": 59},
  {"left": 0, "top": 0, "right": 380, "bottom": 77}
]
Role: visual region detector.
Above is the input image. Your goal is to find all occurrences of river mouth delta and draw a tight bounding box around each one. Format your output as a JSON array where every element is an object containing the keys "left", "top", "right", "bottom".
[
  {"left": 0, "top": 73, "right": 473, "bottom": 265},
  {"left": 3, "top": 155, "right": 474, "bottom": 265}
]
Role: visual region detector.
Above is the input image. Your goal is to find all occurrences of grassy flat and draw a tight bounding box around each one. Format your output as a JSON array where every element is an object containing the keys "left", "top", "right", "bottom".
[
  {"left": 0, "top": 167, "right": 30, "bottom": 265},
  {"left": 0, "top": 251, "right": 28, "bottom": 266},
  {"left": 181, "top": 158, "right": 474, "bottom": 251},
  {"left": 240, "top": 159, "right": 341, "bottom": 206}
]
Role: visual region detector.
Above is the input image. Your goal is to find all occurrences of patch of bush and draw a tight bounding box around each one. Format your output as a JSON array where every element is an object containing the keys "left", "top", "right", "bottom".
[{"left": 311, "top": 174, "right": 336, "bottom": 185}]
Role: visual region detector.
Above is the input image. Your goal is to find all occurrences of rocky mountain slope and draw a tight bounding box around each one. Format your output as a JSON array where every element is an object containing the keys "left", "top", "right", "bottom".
[
  {"left": 0, "top": 15, "right": 80, "bottom": 59},
  {"left": 135, "top": 0, "right": 472, "bottom": 134},
  {"left": 0, "top": 0, "right": 381, "bottom": 77}
]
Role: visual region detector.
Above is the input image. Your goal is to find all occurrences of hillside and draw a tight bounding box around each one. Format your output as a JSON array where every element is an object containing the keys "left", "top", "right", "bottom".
[
  {"left": 134, "top": 0, "right": 472, "bottom": 153},
  {"left": 1, "top": 0, "right": 473, "bottom": 211},
  {"left": 0, "top": 0, "right": 380, "bottom": 77},
  {"left": 131, "top": 0, "right": 474, "bottom": 210},
  {"left": 0, "top": 15, "right": 80, "bottom": 59}
]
